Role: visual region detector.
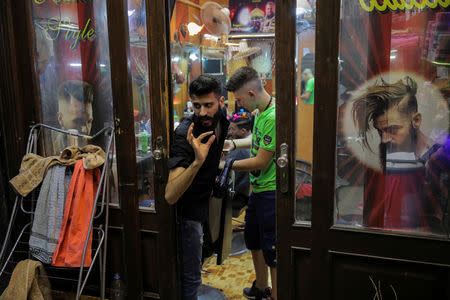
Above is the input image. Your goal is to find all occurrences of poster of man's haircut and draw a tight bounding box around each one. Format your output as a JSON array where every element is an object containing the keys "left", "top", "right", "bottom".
[
  {"left": 335, "top": 4, "right": 449, "bottom": 233},
  {"left": 33, "top": 0, "right": 113, "bottom": 155},
  {"left": 229, "top": 0, "right": 275, "bottom": 33}
]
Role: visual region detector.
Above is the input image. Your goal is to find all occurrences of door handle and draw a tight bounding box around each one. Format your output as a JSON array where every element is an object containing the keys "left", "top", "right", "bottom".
[
  {"left": 277, "top": 143, "right": 289, "bottom": 193},
  {"left": 153, "top": 149, "right": 162, "bottom": 160},
  {"left": 152, "top": 136, "right": 164, "bottom": 160},
  {"left": 152, "top": 136, "right": 166, "bottom": 183}
]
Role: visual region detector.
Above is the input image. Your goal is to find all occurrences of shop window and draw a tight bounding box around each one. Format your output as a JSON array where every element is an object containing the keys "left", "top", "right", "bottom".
[
  {"left": 169, "top": 0, "right": 276, "bottom": 219},
  {"left": 295, "top": 0, "right": 316, "bottom": 225},
  {"left": 126, "top": 0, "right": 155, "bottom": 211},
  {"left": 335, "top": 1, "right": 449, "bottom": 238},
  {"left": 31, "top": 0, "right": 118, "bottom": 204}
]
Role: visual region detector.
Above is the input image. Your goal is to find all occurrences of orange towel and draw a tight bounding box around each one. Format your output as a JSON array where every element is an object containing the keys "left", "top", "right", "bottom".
[{"left": 52, "top": 160, "right": 100, "bottom": 267}]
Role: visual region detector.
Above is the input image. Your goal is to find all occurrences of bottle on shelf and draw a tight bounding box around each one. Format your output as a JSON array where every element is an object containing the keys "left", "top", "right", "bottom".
[
  {"left": 141, "top": 131, "right": 148, "bottom": 153},
  {"left": 111, "top": 273, "right": 126, "bottom": 300}
]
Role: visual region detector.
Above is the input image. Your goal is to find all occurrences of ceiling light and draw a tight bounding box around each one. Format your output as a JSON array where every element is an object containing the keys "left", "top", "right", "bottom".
[
  {"left": 187, "top": 22, "right": 203, "bottom": 36},
  {"left": 189, "top": 53, "right": 198, "bottom": 61}
]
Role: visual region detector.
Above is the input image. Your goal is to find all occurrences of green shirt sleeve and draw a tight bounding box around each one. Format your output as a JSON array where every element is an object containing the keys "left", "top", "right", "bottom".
[
  {"left": 305, "top": 77, "right": 314, "bottom": 93},
  {"left": 259, "top": 115, "right": 276, "bottom": 152},
  {"left": 305, "top": 78, "right": 314, "bottom": 104}
]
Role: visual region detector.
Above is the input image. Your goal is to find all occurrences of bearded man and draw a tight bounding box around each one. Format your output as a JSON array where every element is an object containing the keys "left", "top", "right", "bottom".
[
  {"left": 352, "top": 76, "right": 446, "bottom": 233},
  {"left": 165, "top": 75, "right": 229, "bottom": 300}
]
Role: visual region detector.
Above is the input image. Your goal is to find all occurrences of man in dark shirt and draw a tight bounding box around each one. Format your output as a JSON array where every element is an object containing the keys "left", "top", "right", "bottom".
[{"left": 165, "top": 75, "right": 229, "bottom": 300}]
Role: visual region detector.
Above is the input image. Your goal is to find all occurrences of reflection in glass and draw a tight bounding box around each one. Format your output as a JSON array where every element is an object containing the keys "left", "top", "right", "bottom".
[
  {"left": 127, "top": 0, "right": 155, "bottom": 211},
  {"left": 335, "top": 2, "right": 449, "bottom": 237},
  {"left": 31, "top": 0, "right": 117, "bottom": 204},
  {"left": 295, "top": 0, "right": 316, "bottom": 224},
  {"left": 169, "top": 0, "right": 276, "bottom": 219}
]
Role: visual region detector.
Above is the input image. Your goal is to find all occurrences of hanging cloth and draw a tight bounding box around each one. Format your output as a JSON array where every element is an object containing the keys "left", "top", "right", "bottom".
[
  {"left": 0, "top": 259, "right": 52, "bottom": 300},
  {"left": 52, "top": 160, "right": 100, "bottom": 267},
  {"left": 29, "top": 165, "right": 72, "bottom": 264},
  {"left": 9, "top": 145, "right": 105, "bottom": 198}
]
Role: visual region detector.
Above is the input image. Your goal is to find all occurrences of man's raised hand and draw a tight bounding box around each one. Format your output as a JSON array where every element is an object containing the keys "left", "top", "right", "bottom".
[{"left": 187, "top": 123, "right": 216, "bottom": 165}]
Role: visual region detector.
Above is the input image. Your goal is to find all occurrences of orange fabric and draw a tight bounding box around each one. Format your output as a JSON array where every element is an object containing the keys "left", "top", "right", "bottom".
[{"left": 52, "top": 160, "right": 100, "bottom": 267}]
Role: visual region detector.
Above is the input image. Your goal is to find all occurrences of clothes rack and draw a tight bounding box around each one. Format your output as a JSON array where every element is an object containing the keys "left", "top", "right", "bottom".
[{"left": 0, "top": 123, "right": 114, "bottom": 300}]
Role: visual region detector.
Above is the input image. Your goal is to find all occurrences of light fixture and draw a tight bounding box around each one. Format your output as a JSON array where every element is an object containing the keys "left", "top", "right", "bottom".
[
  {"left": 128, "top": 10, "right": 135, "bottom": 17},
  {"left": 203, "top": 34, "right": 219, "bottom": 42},
  {"left": 225, "top": 42, "right": 240, "bottom": 46},
  {"left": 187, "top": 22, "right": 203, "bottom": 36},
  {"left": 189, "top": 53, "right": 198, "bottom": 61},
  {"left": 296, "top": 7, "right": 306, "bottom": 15},
  {"left": 70, "top": 63, "right": 82, "bottom": 67},
  {"left": 172, "top": 56, "right": 180, "bottom": 62}
]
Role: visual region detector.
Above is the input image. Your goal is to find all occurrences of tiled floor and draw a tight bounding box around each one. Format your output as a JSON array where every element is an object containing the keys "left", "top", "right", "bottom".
[
  {"left": 202, "top": 251, "right": 255, "bottom": 300},
  {"left": 201, "top": 212, "right": 272, "bottom": 300}
]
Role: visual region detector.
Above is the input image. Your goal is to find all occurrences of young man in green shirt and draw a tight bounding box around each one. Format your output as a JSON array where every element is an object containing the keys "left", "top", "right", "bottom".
[
  {"left": 225, "top": 67, "right": 277, "bottom": 300},
  {"left": 301, "top": 68, "right": 314, "bottom": 104}
]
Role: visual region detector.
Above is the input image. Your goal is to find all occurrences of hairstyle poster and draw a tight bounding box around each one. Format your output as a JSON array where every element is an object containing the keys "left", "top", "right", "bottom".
[
  {"left": 335, "top": 1, "right": 449, "bottom": 234},
  {"left": 229, "top": 0, "right": 275, "bottom": 33},
  {"left": 32, "top": 0, "right": 113, "bottom": 155}
]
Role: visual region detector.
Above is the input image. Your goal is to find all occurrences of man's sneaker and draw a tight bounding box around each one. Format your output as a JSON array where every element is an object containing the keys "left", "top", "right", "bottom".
[
  {"left": 263, "top": 287, "right": 273, "bottom": 300},
  {"left": 243, "top": 280, "right": 265, "bottom": 299}
]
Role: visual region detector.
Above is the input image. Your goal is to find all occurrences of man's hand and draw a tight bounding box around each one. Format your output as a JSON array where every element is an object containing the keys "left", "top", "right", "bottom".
[{"left": 187, "top": 123, "right": 215, "bottom": 165}]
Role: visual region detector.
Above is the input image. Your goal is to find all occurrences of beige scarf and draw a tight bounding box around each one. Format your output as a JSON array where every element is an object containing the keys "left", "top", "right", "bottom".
[
  {"left": 9, "top": 145, "right": 105, "bottom": 197},
  {"left": 0, "top": 259, "right": 52, "bottom": 300}
]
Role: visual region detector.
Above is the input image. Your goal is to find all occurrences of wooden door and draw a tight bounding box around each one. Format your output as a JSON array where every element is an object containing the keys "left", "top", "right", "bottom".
[
  {"left": 107, "top": 0, "right": 178, "bottom": 299},
  {"left": 0, "top": 0, "right": 177, "bottom": 298},
  {"left": 276, "top": 0, "right": 450, "bottom": 299}
]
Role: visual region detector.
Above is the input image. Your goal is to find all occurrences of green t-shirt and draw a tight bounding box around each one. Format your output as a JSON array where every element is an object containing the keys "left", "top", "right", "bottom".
[
  {"left": 305, "top": 78, "right": 314, "bottom": 104},
  {"left": 250, "top": 104, "right": 276, "bottom": 193}
]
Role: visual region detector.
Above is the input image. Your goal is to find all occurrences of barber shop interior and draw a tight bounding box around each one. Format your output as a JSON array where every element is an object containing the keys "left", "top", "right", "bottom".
[{"left": 0, "top": 0, "right": 449, "bottom": 299}]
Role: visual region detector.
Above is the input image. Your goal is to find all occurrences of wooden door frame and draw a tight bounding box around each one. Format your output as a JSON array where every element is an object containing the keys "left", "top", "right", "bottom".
[
  {"left": 107, "top": 0, "right": 179, "bottom": 298},
  {"left": 144, "top": 0, "right": 179, "bottom": 298},
  {"left": 1, "top": 0, "right": 178, "bottom": 298},
  {"left": 276, "top": 0, "right": 450, "bottom": 299},
  {"left": 106, "top": 1, "right": 144, "bottom": 298},
  {"left": 275, "top": 0, "right": 305, "bottom": 299}
]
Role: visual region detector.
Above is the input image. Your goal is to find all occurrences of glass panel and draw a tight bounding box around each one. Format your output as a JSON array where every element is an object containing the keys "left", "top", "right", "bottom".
[
  {"left": 127, "top": 0, "right": 155, "bottom": 211},
  {"left": 32, "top": 0, "right": 118, "bottom": 205},
  {"left": 335, "top": 1, "right": 450, "bottom": 237},
  {"left": 294, "top": 0, "right": 316, "bottom": 225},
  {"left": 169, "top": 0, "right": 276, "bottom": 218}
]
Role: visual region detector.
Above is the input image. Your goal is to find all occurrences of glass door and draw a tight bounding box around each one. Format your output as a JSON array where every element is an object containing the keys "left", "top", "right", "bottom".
[
  {"left": 276, "top": 0, "right": 450, "bottom": 299},
  {"left": 31, "top": 0, "right": 178, "bottom": 298}
]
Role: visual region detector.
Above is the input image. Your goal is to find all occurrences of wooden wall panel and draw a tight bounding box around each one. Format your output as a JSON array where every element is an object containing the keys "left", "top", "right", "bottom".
[
  {"left": 331, "top": 253, "right": 450, "bottom": 300},
  {"left": 293, "top": 248, "right": 313, "bottom": 300},
  {"left": 141, "top": 231, "right": 159, "bottom": 294}
]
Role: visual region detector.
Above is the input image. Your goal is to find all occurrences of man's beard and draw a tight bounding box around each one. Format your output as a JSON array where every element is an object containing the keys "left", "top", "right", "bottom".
[
  {"left": 193, "top": 108, "right": 222, "bottom": 135},
  {"left": 379, "top": 124, "right": 418, "bottom": 171}
]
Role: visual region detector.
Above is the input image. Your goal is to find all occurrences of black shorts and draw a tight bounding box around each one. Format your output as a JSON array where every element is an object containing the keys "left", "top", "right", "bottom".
[{"left": 244, "top": 190, "right": 276, "bottom": 268}]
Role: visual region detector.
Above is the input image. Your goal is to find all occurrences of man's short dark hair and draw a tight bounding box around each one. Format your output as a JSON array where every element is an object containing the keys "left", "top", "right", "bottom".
[
  {"left": 352, "top": 76, "right": 418, "bottom": 150},
  {"left": 226, "top": 66, "right": 261, "bottom": 92},
  {"left": 58, "top": 80, "right": 94, "bottom": 104},
  {"left": 231, "top": 116, "right": 252, "bottom": 131},
  {"left": 189, "top": 75, "right": 222, "bottom": 99}
]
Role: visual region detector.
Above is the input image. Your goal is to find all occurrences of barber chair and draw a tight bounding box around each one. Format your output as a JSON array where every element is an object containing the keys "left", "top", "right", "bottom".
[{"left": 205, "top": 159, "right": 235, "bottom": 265}]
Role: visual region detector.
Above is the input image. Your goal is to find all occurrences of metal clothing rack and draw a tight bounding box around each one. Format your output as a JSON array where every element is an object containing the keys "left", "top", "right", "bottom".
[{"left": 0, "top": 123, "right": 114, "bottom": 299}]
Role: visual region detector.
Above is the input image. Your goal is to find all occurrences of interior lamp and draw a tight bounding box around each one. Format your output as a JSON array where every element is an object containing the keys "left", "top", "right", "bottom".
[{"left": 187, "top": 22, "right": 203, "bottom": 36}]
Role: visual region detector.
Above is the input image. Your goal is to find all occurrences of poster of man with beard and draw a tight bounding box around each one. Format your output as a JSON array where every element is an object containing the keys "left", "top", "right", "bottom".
[{"left": 347, "top": 74, "right": 449, "bottom": 233}]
